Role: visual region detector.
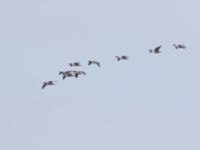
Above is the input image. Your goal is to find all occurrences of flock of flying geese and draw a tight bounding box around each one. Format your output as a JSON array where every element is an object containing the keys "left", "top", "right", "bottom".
[{"left": 41, "top": 44, "right": 186, "bottom": 89}]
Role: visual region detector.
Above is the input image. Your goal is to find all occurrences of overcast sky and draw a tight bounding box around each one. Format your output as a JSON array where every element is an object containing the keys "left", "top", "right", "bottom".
[{"left": 0, "top": 0, "right": 200, "bottom": 149}]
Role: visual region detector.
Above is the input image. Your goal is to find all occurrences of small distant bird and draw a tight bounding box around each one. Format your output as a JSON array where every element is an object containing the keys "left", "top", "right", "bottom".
[
  {"left": 173, "top": 44, "right": 186, "bottom": 49},
  {"left": 74, "top": 71, "right": 86, "bottom": 78},
  {"left": 69, "top": 62, "right": 81, "bottom": 67},
  {"left": 149, "top": 45, "right": 162, "bottom": 54},
  {"left": 115, "top": 55, "right": 129, "bottom": 61},
  {"left": 41, "top": 81, "right": 56, "bottom": 89},
  {"left": 88, "top": 60, "right": 100, "bottom": 67},
  {"left": 59, "top": 71, "right": 73, "bottom": 80}
]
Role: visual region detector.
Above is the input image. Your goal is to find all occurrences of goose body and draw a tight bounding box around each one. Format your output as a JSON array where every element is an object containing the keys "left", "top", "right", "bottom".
[
  {"left": 74, "top": 71, "right": 86, "bottom": 78},
  {"left": 59, "top": 70, "right": 86, "bottom": 79},
  {"left": 173, "top": 44, "right": 186, "bottom": 49},
  {"left": 59, "top": 71, "right": 73, "bottom": 79},
  {"left": 41, "top": 81, "right": 56, "bottom": 89},
  {"left": 149, "top": 46, "right": 162, "bottom": 54},
  {"left": 115, "top": 55, "right": 129, "bottom": 61},
  {"left": 69, "top": 62, "right": 81, "bottom": 67},
  {"left": 88, "top": 60, "right": 100, "bottom": 67}
]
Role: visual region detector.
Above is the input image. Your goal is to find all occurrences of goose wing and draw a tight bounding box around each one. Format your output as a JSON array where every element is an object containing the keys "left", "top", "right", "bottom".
[
  {"left": 154, "top": 46, "right": 161, "bottom": 53},
  {"left": 115, "top": 56, "right": 120, "bottom": 61},
  {"left": 59, "top": 71, "right": 64, "bottom": 75},
  {"left": 88, "top": 60, "right": 92, "bottom": 65},
  {"left": 96, "top": 62, "right": 100, "bottom": 67},
  {"left": 81, "top": 71, "right": 86, "bottom": 75},
  {"left": 75, "top": 72, "right": 79, "bottom": 78},
  {"left": 41, "top": 83, "right": 47, "bottom": 89}
]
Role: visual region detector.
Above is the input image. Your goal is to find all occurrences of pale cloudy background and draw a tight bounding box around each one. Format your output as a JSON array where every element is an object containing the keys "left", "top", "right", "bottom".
[{"left": 0, "top": 0, "right": 200, "bottom": 149}]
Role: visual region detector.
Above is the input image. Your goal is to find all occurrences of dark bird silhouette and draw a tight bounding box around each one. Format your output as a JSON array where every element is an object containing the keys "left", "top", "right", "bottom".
[
  {"left": 69, "top": 62, "right": 81, "bottom": 67},
  {"left": 41, "top": 81, "right": 56, "bottom": 89},
  {"left": 74, "top": 71, "right": 86, "bottom": 78},
  {"left": 173, "top": 44, "right": 186, "bottom": 49},
  {"left": 59, "top": 71, "right": 73, "bottom": 80},
  {"left": 115, "top": 55, "right": 129, "bottom": 61},
  {"left": 149, "top": 46, "right": 162, "bottom": 54},
  {"left": 88, "top": 60, "right": 100, "bottom": 67}
]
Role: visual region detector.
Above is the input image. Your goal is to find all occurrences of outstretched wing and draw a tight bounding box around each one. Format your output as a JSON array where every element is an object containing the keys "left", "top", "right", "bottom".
[
  {"left": 88, "top": 61, "right": 92, "bottom": 65},
  {"left": 96, "top": 62, "right": 100, "bottom": 67},
  {"left": 115, "top": 56, "right": 120, "bottom": 61},
  {"left": 81, "top": 71, "right": 86, "bottom": 75},
  {"left": 41, "top": 83, "right": 47, "bottom": 89},
  {"left": 63, "top": 75, "right": 66, "bottom": 80},
  {"left": 154, "top": 46, "right": 162, "bottom": 53},
  {"left": 75, "top": 72, "right": 79, "bottom": 78},
  {"left": 59, "top": 71, "right": 64, "bottom": 75}
]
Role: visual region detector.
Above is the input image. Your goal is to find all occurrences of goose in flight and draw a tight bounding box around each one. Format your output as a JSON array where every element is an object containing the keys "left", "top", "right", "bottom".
[
  {"left": 88, "top": 60, "right": 100, "bottom": 67},
  {"left": 74, "top": 71, "right": 86, "bottom": 78},
  {"left": 59, "top": 71, "right": 73, "bottom": 80},
  {"left": 41, "top": 81, "right": 57, "bottom": 89},
  {"left": 115, "top": 55, "right": 129, "bottom": 61},
  {"left": 173, "top": 44, "right": 186, "bottom": 49},
  {"left": 69, "top": 62, "right": 81, "bottom": 67},
  {"left": 149, "top": 45, "right": 162, "bottom": 54}
]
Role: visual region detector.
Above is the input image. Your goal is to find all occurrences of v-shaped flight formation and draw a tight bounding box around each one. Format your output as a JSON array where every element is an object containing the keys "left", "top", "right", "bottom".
[{"left": 42, "top": 43, "right": 186, "bottom": 89}]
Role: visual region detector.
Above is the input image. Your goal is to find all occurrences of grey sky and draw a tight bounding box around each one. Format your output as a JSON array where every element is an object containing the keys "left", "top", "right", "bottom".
[{"left": 0, "top": 0, "right": 200, "bottom": 149}]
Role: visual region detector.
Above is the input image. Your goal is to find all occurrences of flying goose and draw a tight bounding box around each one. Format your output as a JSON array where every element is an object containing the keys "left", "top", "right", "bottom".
[
  {"left": 69, "top": 62, "right": 81, "bottom": 67},
  {"left": 41, "top": 81, "right": 57, "bottom": 89},
  {"left": 173, "top": 44, "right": 186, "bottom": 49},
  {"left": 74, "top": 71, "right": 86, "bottom": 78},
  {"left": 88, "top": 60, "right": 100, "bottom": 67},
  {"left": 149, "top": 45, "right": 162, "bottom": 54},
  {"left": 59, "top": 71, "right": 73, "bottom": 80},
  {"left": 115, "top": 55, "right": 129, "bottom": 61}
]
